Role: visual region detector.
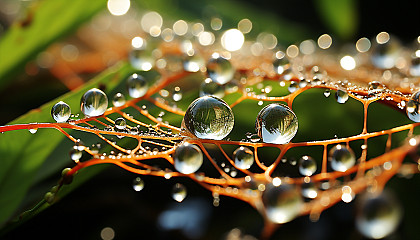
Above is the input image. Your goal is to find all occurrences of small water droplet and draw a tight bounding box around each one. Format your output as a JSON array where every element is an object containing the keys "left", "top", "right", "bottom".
[
  {"left": 29, "top": 128, "right": 38, "bottom": 134},
  {"left": 207, "top": 55, "right": 235, "bottom": 85},
  {"left": 329, "top": 144, "right": 356, "bottom": 172},
  {"left": 183, "top": 96, "right": 234, "bottom": 140},
  {"left": 114, "top": 117, "right": 127, "bottom": 130},
  {"left": 301, "top": 182, "right": 318, "bottom": 199},
  {"left": 51, "top": 101, "right": 71, "bottom": 122},
  {"left": 323, "top": 89, "right": 331, "bottom": 97},
  {"left": 335, "top": 89, "right": 349, "bottom": 104},
  {"left": 299, "top": 156, "right": 317, "bottom": 176},
  {"left": 371, "top": 33, "right": 401, "bottom": 69},
  {"left": 112, "top": 92, "right": 126, "bottom": 107},
  {"left": 233, "top": 146, "right": 254, "bottom": 170},
  {"left": 80, "top": 88, "right": 108, "bottom": 117},
  {"left": 174, "top": 142, "right": 203, "bottom": 174},
  {"left": 129, "top": 49, "right": 154, "bottom": 71},
  {"left": 262, "top": 183, "right": 303, "bottom": 224},
  {"left": 410, "top": 55, "right": 420, "bottom": 76},
  {"left": 356, "top": 191, "right": 402, "bottom": 239},
  {"left": 183, "top": 54, "right": 205, "bottom": 72},
  {"left": 127, "top": 73, "right": 148, "bottom": 98},
  {"left": 200, "top": 78, "right": 225, "bottom": 98},
  {"left": 132, "top": 177, "right": 145, "bottom": 191},
  {"left": 172, "top": 86, "right": 183, "bottom": 102},
  {"left": 249, "top": 134, "right": 261, "bottom": 143},
  {"left": 406, "top": 91, "right": 420, "bottom": 122},
  {"left": 256, "top": 103, "right": 298, "bottom": 144},
  {"left": 273, "top": 55, "right": 290, "bottom": 75},
  {"left": 70, "top": 148, "right": 82, "bottom": 162},
  {"left": 171, "top": 183, "right": 187, "bottom": 202},
  {"left": 288, "top": 81, "right": 299, "bottom": 93}
]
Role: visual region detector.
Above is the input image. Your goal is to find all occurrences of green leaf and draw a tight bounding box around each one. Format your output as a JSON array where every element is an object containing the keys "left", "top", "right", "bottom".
[
  {"left": 0, "top": 0, "right": 106, "bottom": 90},
  {"left": 315, "top": 0, "right": 358, "bottom": 40},
  {"left": 0, "top": 63, "right": 133, "bottom": 227}
]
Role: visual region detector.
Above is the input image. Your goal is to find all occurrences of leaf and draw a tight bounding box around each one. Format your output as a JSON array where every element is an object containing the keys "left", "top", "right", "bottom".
[
  {"left": 315, "top": 0, "right": 358, "bottom": 40},
  {"left": 0, "top": 0, "right": 106, "bottom": 90},
  {"left": 0, "top": 63, "right": 133, "bottom": 226}
]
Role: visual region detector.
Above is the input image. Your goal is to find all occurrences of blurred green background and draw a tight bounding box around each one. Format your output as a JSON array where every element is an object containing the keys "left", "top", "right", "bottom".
[{"left": 0, "top": 0, "right": 419, "bottom": 239}]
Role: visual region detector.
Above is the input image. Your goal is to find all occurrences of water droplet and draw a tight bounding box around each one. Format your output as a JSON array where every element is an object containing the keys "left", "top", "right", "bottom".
[
  {"left": 80, "top": 88, "right": 108, "bottom": 117},
  {"left": 273, "top": 55, "right": 290, "bottom": 75},
  {"left": 183, "top": 54, "right": 205, "bottom": 72},
  {"left": 256, "top": 103, "right": 298, "bottom": 144},
  {"left": 207, "top": 55, "right": 235, "bottom": 85},
  {"left": 183, "top": 96, "right": 234, "bottom": 140},
  {"left": 410, "top": 55, "right": 420, "bottom": 76},
  {"left": 171, "top": 183, "right": 187, "bottom": 202},
  {"left": 356, "top": 191, "right": 402, "bottom": 239},
  {"left": 172, "top": 86, "right": 183, "bottom": 102},
  {"left": 406, "top": 91, "right": 420, "bottom": 122},
  {"left": 112, "top": 92, "right": 126, "bottom": 107},
  {"left": 368, "top": 81, "right": 385, "bottom": 92},
  {"left": 262, "top": 183, "right": 303, "bottom": 224},
  {"left": 127, "top": 73, "right": 148, "bottom": 98},
  {"left": 288, "top": 81, "right": 299, "bottom": 93},
  {"left": 90, "top": 144, "right": 100, "bottom": 154},
  {"left": 249, "top": 134, "right": 261, "bottom": 143},
  {"left": 233, "top": 146, "right": 254, "bottom": 170},
  {"left": 129, "top": 49, "right": 154, "bottom": 71},
  {"left": 301, "top": 182, "right": 318, "bottom": 199},
  {"left": 200, "top": 78, "right": 225, "bottom": 98},
  {"left": 174, "top": 142, "right": 203, "bottom": 174},
  {"left": 323, "top": 89, "right": 331, "bottom": 97},
  {"left": 70, "top": 148, "right": 82, "bottom": 162},
  {"left": 371, "top": 33, "right": 401, "bottom": 69},
  {"left": 335, "top": 89, "right": 349, "bottom": 104},
  {"left": 51, "top": 101, "right": 71, "bottom": 123},
  {"left": 114, "top": 117, "right": 127, "bottom": 130},
  {"left": 132, "top": 177, "right": 145, "bottom": 191},
  {"left": 29, "top": 128, "right": 38, "bottom": 134},
  {"left": 329, "top": 144, "right": 356, "bottom": 172},
  {"left": 298, "top": 156, "right": 317, "bottom": 176}
]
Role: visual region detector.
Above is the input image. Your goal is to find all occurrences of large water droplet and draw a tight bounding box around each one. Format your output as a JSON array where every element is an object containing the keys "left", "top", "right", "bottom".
[
  {"left": 233, "top": 146, "right": 254, "bottom": 170},
  {"left": 335, "top": 90, "right": 349, "bottom": 104},
  {"left": 406, "top": 91, "right": 420, "bottom": 122},
  {"left": 132, "top": 177, "right": 145, "bottom": 191},
  {"left": 256, "top": 103, "right": 298, "bottom": 144},
  {"left": 356, "top": 191, "right": 402, "bottom": 239},
  {"left": 329, "top": 144, "right": 356, "bottom": 172},
  {"left": 127, "top": 73, "right": 148, "bottom": 98},
  {"left": 51, "top": 101, "right": 71, "bottom": 123},
  {"left": 183, "top": 96, "right": 234, "bottom": 140},
  {"left": 298, "top": 156, "right": 317, "bottom": 176},
  {"left": 171, "top": 183, "right": 187, "bottom": 202},
  {"left": 262, "top": 183, "right": 303, "bottom": 224},
  {"left": 114, "top": 117, "right": 127, "bottom": 130},
  {"left": 112, "top": 92, "right": 126, "bottom": 107},
  {"left": 80, "top": 88, "right": 108, "bottom": 117},
  {"left": 200, "top": 78, "right": 225, "bottom": 98},
  {"left": 207, "top": 55, "right": 235, "bottom": 85},
  {"left": 174, "top": 142, "right": 203, "bottom": 174}
]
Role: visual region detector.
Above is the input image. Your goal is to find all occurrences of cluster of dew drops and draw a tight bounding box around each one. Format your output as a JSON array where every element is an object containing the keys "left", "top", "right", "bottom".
[{"left": 45, "top": 13, "right": 420, "bottom": 238}]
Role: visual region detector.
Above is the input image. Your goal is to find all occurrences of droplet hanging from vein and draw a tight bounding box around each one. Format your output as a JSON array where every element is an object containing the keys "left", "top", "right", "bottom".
[
  {"left": 255, "top": 103, "right": 298, "bottom": 144},
  {"left": 132, "top": 177, "right": 145, "bottom": 191},
  {"left": 80, "top": 88, "right": 108, "bottom": 117},
  {"left": 183, "top": 96, "right": 234, "bottom": 140},
  {"left": 233, "top": 146, "right": 254, "bottom": 170},
  {"left": 329, "top": 144, "right": 356, "bottom": 172},
  {"left": 174, "top": 142, "right": 203, "bottom": 174},
  {"left": 171, "top": 183, "right": 187, "bottom": 202}
]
